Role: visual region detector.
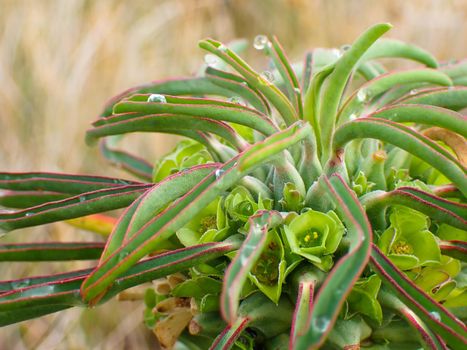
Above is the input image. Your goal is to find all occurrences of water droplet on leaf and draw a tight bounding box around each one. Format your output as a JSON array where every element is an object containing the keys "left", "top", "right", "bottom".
[
  {"left": 118, "top": 251, "right": 129, "bottom": 261},
  {"left": 79, "top": 196, "right": 86, "bottom": 203},
  {"left": 215, "top": 169, "right": 225, "bottom": 179},
  {"left": 12, "top": 279, "right": 30, "bottom": 289},
  {"left": 253, "top": 35, "right": 269, "bottom": 50},
  {"left": 429, "top": 311, "right": 441, "bottom": 321},
  {"left": 294, "top": 87, "right": 300, "bottom": 93},
  {"left": 218, "top": 44, "right": 228, "bottom": 52},
  {"left": 331, "top": 48, "right": 342, "bottom": 58},
  {"left": 340, "top": 44, "right": 351, "bottom": 52},
  {"left": 409, "top": 89, "right": 418, "bottom": 95},
  {"left": 349, "top": 113, "right": 357, "bottom": 121},
  {"left": 204, "top": 54, "right": 220, "bottom": 67},
  {"left": 147, "top": 94, "right": 167, "bottom": 103},
  {"left": 357, "top": 89, "right": 370, "bottom": 103},
  {"left": 25, "top": 212, "right": 33, "bottom": 217},
  {"left": 228, "top": 96, "right": 244, "bottom": 105},
  {"left": 259, "top": 71, "right": 274, "bottom": 85},
  {"left": 314, "top": 316, "right": 331, "bottom": 333}
]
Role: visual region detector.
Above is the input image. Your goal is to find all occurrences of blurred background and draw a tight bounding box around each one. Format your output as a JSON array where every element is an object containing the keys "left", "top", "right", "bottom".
[{"left": 0, "top": 0, "right": 466, "bottom": 348}]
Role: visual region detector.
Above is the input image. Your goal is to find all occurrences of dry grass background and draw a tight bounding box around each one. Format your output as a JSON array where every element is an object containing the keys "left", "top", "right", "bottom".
[{"left": 0, "top": 0, "right": 466, "bottom": 348}]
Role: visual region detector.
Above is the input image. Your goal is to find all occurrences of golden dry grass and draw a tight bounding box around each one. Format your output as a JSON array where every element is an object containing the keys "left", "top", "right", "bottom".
[{"left": 0, "top": 0, "right": 466, "bottom": 348}]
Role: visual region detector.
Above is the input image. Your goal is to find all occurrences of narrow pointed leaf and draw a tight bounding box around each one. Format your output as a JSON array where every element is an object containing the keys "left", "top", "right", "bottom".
[
  {"left": 221, "top": 210, "right": 282, "bottom": 323},
  {"left": 0, "top": 184, "right": 149, "bottom": 232},
  {"left": 99, "top": 141, "right": 153, "bottom": 180},
  {"left": 110, "top": 95, "right": 278, "bottom": 136},
  {"left": 371, "top": 104, "right": 467, "bottom": 138},
  {"left": 295, "top": 174, "right": 372, "bottom": 349},
  {"left": 0, "top": 242, "right": 104, "bottom": 261},
  {"left": 332, "top": 118, "right": 467, "bottom": 195},
  {"left": 88, "top": 113, "right": 247, "bottom": 150},
  {"left": 0, "top": 190, "right": 68, "bottom": 208},
  {"left": 361, "top": 39, "right": 438, "bottom": 68},
  {"left": 338, "top": 69, "right": 453, "bottom": 123},
  {"left": 0, "top": 172, "right": 140, "bottom": 194},
  {"left": 0, "top": 241, "right": 237, "bottom": 326},
  {"left": 319, "top": 23, "right": 392, "bottom": 161},
  {"left": 398, "top": 86, "right": 467, "bottom": 111},
  {"left": 199, "top": 38, "right": 298, "bottom": 125}
]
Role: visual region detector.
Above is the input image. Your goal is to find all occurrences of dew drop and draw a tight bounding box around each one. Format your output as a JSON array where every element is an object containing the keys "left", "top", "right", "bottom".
[
  {"left": 294, "top": 87, "right": 301, "bottom": 94},
  {"left": 253, "top": 35, "right": 269, "bottom": 50},
  {"left": 11, "top": 279, "right": 30, "bottom": 289},
  {"left": 118, "top": 251, "right": 129, "bottom": 261},
  {"left": 259, "top": 71, "right": 274, "bottom": 85},
  {"left": 429, "top": 311, "right": 441, "bottom": 321},
  {"left": 409, "top": 89, "right": 418, "bottom": 95},
  {"left": 357, "top": 89, "right": 369, "bottom": 103},
  {"left": 25, "top": 212, "right": 33, "bottom": 217},
  {"left": 204, "top": 54, "right": 220, "bottom": 67},
  {"left": 331, "top": 48, "right": 342, "bottom": 58},
  {"left": 147, "top": 94, "right": 167, "bottom": 103},
  {"left": 218, "top": 44, "right": 228, "bottom": 52},
  {"left": 340, "top": 44, "right": 351, "bottom": 52},
  {"left": 79, "top": 196, "right": 86, "bottom": 203},
  {"left": 228, "top": 96, "right": 244, "bottom": 105},
  {"left": 349, "top": 113, "right": 357, "bottom": 121},
  {"left": 215, "top": 169, "right": 225, "bottom": 179},
  {"left": 313, "top": 316, "right": 331, "bottom": 333}
]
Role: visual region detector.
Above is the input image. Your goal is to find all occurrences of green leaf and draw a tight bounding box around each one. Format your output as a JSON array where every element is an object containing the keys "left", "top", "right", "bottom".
[
  {"left": 0, "top": 242, "right": 104, "bottom": 261},
  {"left": 199, "top": 38, "right": 298, "bottom": 126},
  {"left": 295, "top": 175, "right": 372, "bottom": 349},
  {"left": 221, "top": 210, "right": 282, "bottom": 323},
  {"left": 319, "top": 23, "right": 392, "bottom": 162},
  {"left": 332, "top": 118, "right": 467, "bottom": 196}
]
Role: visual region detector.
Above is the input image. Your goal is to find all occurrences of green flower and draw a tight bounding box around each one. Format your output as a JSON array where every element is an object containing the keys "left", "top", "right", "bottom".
[
  {"left": 152, "top": 140, "right": 212, "bottom": 182},
  {"left": 249, "top": 229, "right": 286, "bottom": 304},
  {"left": 351, "top": 171, "right": 375, "bottom": 197},
  {"left": 283, "top": 209, "right": 345, "bottom": 271},
  {"left": 176, "top": 198, "right": 229, "bottom": 246},
  {"left": 224, "top": 186, "right": 272, "bottom": 223},
  {"left": 346, "top": 275, "right": 383, "bottom": 325},
  {"left": 378, "top": 207, "right": 441, "bottom": 270}
]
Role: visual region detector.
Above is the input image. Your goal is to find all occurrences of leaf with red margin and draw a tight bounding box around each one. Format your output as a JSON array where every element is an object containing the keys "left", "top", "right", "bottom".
[
  {"left": 294, "top": 174, "right": 372, "bottom": 350},
  {"left": 0, "top": 241, "right": 237, "bottom": 326}
]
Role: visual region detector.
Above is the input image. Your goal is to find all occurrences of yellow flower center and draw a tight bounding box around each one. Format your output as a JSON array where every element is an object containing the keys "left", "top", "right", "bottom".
[
  {"left": 199, "top": 215, "right": 217, "bottom": 233},
  {"left": 300, "top": 231, "right": 320, "bottom": 247},
  {"left": 392, "top": 240, "right": 413, "bottom": 255}
]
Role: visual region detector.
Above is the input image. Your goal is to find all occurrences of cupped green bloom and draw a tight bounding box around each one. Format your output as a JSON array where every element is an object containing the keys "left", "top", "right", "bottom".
[
  {"left": 153, "top": 140, "right": 213, "bottom": 182},
  {"left": 378, "top": 207, "right": 441, "bottom": 270},
  {"left": 224, "top": 186, "right": 272, "bottom": 223},
  {"left": 249, "top": 229, "right": 286, "bottom": 304},
  {"left": 351, "top": 171, "right": 375, "bottom": 197},
  {"left": 176, "top": 198, "right": 229, "bottom": 246},
  {"left": 346, "top": 274, "right": 383, "bottom": 325},
  {"left": 283, "top": 209, "right": 345, "bottom": 271}
]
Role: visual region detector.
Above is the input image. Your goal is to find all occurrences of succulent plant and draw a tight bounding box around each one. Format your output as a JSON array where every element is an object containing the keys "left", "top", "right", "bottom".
[{"left": 1, "top": 23, "right": 466, "bottom": 349}]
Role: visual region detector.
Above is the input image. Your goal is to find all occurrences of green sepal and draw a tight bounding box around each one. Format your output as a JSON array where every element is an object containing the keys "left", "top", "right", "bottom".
[{"left": 172, "top": 276, "right": 222, "bottom": 299}]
